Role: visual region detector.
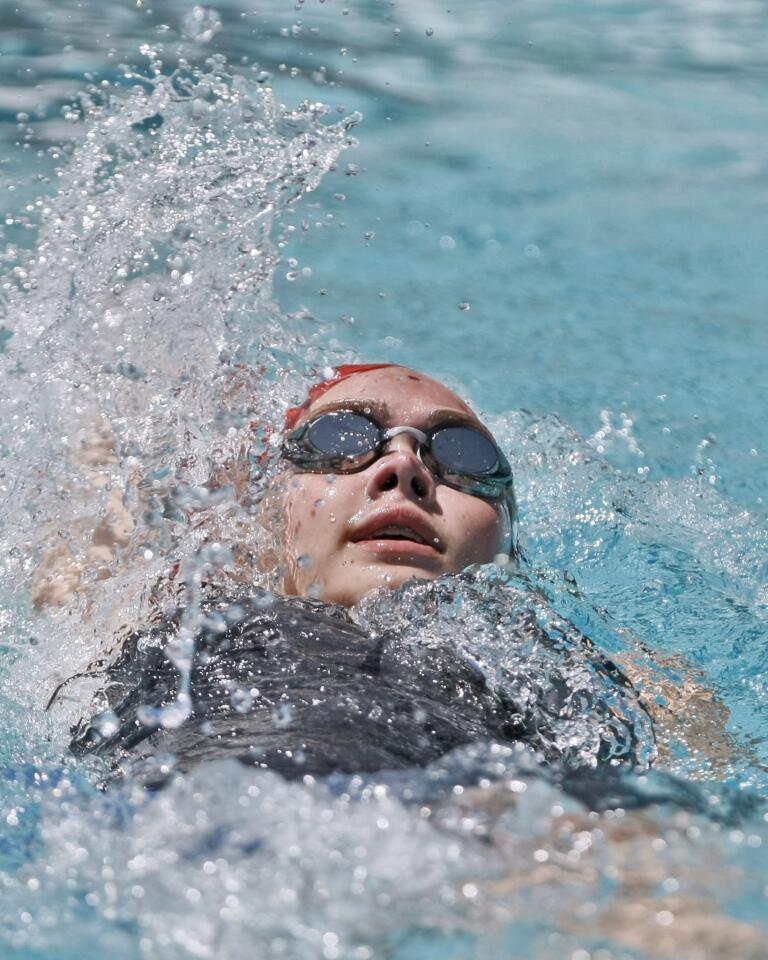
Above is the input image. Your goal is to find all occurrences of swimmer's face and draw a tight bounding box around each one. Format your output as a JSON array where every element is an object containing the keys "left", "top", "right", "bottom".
[{"left": 280, "top": 366, "right": 508, "bottom": 606}]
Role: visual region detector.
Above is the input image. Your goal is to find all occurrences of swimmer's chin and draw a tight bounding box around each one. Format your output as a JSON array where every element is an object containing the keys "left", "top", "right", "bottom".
[{"left": 279, "top": 554, "right": 515, "bottom": 607}]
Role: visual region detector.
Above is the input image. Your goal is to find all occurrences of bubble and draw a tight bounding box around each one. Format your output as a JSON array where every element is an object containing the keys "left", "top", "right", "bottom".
[
  {"left": 425, "top": 27, "right": 434, "bottom": 37},
  {"left": 458, "top": 301, "right": 470, "bottom": 311},
  {"left": 181, "top": 6, "right": 223, "bottom": 44}
]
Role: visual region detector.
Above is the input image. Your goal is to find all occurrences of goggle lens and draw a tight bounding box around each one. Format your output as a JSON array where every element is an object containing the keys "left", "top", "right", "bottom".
[
  {"left": 430, "top": 425, "right": 500, "bottom": 475},
  {"left": 306, "top": 410, "right": 380, "bottom": 459}
]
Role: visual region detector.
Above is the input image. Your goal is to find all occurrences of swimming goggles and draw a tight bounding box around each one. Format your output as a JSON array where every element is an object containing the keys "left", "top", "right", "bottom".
[{"left": 281, "top": 408, "right": 513, "bottom": 500}]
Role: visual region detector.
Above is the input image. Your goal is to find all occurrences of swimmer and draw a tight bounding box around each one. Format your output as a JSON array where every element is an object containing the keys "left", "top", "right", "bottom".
[
  {"left": 49, "top": 363, "right": 649, "bottom": 784},
  {"left": 43, "top": 363, "right": 746, "bottom": 786}
]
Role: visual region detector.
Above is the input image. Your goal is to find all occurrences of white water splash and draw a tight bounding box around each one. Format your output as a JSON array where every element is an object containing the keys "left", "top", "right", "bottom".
[{"left": 0, "top": 57, "right": 358, "bottom": 725}]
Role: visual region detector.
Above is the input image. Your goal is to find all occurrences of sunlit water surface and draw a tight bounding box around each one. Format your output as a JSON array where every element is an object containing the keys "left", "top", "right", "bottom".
[{"left": 1, "top": 2, "right": 768, "bottom": 958}]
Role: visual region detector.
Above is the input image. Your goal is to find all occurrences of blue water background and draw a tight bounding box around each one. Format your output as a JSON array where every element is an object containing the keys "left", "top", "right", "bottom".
[{"left": 2, "top": 1, "right": 767, "bottom": 507}]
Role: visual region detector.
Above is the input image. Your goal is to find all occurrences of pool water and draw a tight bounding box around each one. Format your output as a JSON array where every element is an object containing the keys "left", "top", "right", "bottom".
[{"left": 1, "top": 2, "right": 768, "bottom": 958}]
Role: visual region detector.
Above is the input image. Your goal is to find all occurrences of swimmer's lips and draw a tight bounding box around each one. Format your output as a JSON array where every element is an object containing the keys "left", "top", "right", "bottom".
[{"left": 350, "top": 510, "right": 443, "bottom": 559}]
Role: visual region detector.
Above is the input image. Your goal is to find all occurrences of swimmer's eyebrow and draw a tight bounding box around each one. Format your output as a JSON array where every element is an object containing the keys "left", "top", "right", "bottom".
[
  {"left": 305, "top": 397, "right": 393, "bottom": 421},
  {"left": 305, "top": 398, "right": 487, "bottom": 433},
  {"left": 422, "top": 407, "right": 487, "bottom": 432}
]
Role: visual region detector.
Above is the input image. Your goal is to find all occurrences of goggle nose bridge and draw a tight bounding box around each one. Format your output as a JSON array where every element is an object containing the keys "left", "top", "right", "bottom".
[{"left": 380, "top": 425, "right": 430, "bottom": 460}]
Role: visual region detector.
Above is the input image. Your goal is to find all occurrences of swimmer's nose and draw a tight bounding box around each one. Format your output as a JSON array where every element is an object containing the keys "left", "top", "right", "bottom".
[{"left": 365, "top": 436, "right": 437, "bottom": 504}]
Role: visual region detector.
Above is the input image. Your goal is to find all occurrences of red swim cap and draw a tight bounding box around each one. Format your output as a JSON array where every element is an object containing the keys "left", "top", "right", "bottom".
[{"left": 284, "top": 363, "right": 396, "bottom": 432}]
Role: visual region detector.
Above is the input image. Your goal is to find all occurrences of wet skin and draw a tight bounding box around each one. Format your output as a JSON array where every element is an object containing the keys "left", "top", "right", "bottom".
[{"left": 280, "top": 366, "right": 508, "bottom": 606}]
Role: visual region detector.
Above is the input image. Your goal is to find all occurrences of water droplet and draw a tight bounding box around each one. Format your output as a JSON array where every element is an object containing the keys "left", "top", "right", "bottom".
[
  {"left": 230, "top": 687, "right": 253, "bottom": 713},
  {"left": 137, "top": 704, "right": 161, "bottom": 727},
  {"left": 155, "top": 698, "right": 191, "bottom": 730},
  {"left": 272, "top": 703, "right": 294, "bottom": 728},
  {"left": 425, "top": 27, "right": 434, "bottom": 37},
  {"left": 297, "top": 554, "right": 313, "bottom": 569},
  {"left": 92, "top": 710, "right": 120, "bottom": 737},
  {"left": 180, "top": 6, "right": 223, "bottom": 44}
]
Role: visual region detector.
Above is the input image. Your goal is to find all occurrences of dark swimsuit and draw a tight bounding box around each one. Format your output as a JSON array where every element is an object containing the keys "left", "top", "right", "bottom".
[
  {"left": 61, "top": 589, "right": 763, "bottom": 824},
  {"left": 66, "top": 589, "right": 649, "bottom": 788}
]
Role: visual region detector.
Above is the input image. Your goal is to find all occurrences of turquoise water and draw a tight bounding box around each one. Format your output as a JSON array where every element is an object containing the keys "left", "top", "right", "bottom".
[{"left": 1, "top": 2, "right": 768, "bottom": 958}]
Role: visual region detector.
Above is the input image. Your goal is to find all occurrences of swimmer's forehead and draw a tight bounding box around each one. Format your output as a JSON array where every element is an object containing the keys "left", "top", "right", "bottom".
[{"left": 301, "top": 366, "right": 485, "bottom": 430}]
